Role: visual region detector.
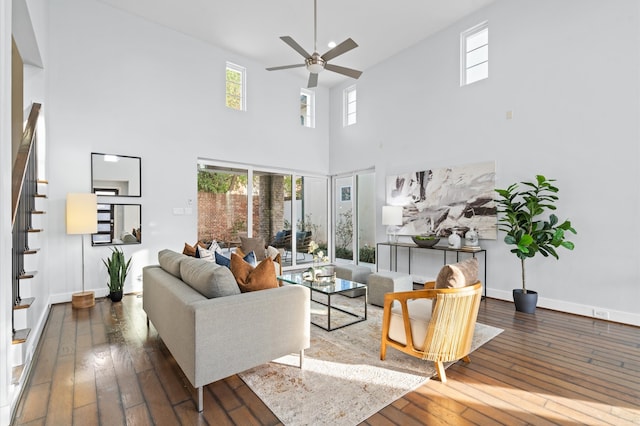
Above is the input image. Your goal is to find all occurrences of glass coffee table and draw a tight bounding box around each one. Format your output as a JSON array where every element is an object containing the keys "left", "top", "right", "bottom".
[{"left": 278, "top": 272, "right": 367, "bottom": 331}]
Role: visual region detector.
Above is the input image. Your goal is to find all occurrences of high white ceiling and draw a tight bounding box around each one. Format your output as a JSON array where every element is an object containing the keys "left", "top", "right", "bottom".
[{"left": 97, "top": 0, "right": 496, "bottom": 87}]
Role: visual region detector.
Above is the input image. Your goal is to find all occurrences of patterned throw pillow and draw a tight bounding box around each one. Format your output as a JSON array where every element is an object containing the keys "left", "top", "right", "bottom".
[
  {"left": 196, "top": 246, "right": 215, "bottom": 262},
  {"left": 229, "top": 253, "right": 278, "bottom": 292}
]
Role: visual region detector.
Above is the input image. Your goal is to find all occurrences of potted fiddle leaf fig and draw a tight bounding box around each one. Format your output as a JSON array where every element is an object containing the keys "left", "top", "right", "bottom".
[
  {"left": 103, "top": 246, "right": 132, "bottom": 302},
  {"left": 495, "top": 175, "right": 577, "bottom": 313}
]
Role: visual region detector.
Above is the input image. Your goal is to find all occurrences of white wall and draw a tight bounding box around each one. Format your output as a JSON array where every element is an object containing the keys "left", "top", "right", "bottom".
[
  {"left": 330, "top": 0, "right": 640, "bottom": 325},
  {"left": 46, "top": 0, "right": 332, "bottom": 299}
]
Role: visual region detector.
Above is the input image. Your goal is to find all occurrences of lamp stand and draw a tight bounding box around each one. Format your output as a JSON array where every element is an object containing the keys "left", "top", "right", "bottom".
[{"left": 72, "top": 234, "right": 95, "bottom": 309}]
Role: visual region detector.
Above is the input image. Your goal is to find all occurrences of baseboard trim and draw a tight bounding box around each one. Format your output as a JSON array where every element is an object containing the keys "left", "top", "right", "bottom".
[{"left": 487, "top": 289, "right": 640, "bottom": 327}]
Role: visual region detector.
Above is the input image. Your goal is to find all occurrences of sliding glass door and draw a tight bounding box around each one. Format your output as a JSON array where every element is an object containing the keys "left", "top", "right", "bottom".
[
  {"left": 333, "top": 169, "right": 375, "bottom": 266},
  {"left": 197, "top": 160, "right": 328, "bottom": 269}
]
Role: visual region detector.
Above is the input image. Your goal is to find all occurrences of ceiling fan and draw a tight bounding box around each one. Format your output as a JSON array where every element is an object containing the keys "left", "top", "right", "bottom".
[{"left": 266, "top": 0, "right": 362, "bottom": 88}]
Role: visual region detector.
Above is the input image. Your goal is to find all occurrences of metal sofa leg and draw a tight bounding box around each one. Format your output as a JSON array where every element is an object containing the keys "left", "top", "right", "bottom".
[
  {"left": 198, "top": 386, "right": 203, "bottom": 412},
  {"left": 299, "top": 349, "right": 304, "bottom": 368}
]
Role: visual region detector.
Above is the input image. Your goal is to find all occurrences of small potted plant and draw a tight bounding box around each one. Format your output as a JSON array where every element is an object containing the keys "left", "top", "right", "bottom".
[
  {"left": 103, "top": 246, "right": 132, "bottom": 302},
  {"left": 495, "top": 175, "right": 576, "bottom": 313}
]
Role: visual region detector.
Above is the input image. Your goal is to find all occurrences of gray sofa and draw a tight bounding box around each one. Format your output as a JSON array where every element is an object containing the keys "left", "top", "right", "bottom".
[{"left": 142, "top": 249, "right": 310, "bottom": 412}]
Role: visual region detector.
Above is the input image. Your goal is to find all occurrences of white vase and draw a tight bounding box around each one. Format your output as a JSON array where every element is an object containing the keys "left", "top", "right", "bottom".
[{"left": 448, "top": 231, "right": 462, "bottom": 249}]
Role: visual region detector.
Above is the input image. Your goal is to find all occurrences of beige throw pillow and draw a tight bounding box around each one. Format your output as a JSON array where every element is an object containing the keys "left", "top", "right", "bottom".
[
  {"left": 240, "top": 236, "right": 267, "bottom": 261},
  {"left": 435, "top": 257, "right": 479, "bottom": 289}
]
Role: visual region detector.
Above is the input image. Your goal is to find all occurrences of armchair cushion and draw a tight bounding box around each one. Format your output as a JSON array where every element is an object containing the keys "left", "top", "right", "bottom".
[
  {"left": 389, "top": 298, "right": 433, "bottom": 350},
  {"left": 435, "top": 257, "right": 478, "bottom": 289}
]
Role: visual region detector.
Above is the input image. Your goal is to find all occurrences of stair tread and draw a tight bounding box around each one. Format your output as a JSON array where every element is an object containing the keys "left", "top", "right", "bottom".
[
  {"left": 31, "top": 210, "right": 46, "bottom": 214},
  {"left": 12, "top": 329, "right": 30, "bottom": 344},
  {"left": 24, "top": 248, "right": 40, "bottom": 254},
  {"left": 14, "top": 297, "right": 35, "bottom": 310},
  {"left": 19, "top": 271, "right": 37, "bottom": 279},
  {"left": 28, "top": 228, "right": 43, "bottom": 233},
  {"left": 37, "top": 179, "right": 48, "bottom": 184},
  {"left": 34, "top": 193, "right": 47, "bottom": 198}
]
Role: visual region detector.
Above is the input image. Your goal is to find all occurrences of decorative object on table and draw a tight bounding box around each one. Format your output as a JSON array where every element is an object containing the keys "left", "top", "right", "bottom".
[
  {"left": 307, "top": 240, "right": 329, "bottom": 280},
  {"left": 465, "top": 227, "right": 479, "bottom": 247},
  {"left": 381, "top": 205, "right": 403, "bottom": 243},
  {"left": 495, "top": 175, "right": 577, "bottom": 313},
  {"left": 447, "top": 229, "right": 462, "bottom": 249},
  {"left": 66, "top": 193, "right": 98, "bottom": 309},
  {"left": 411, "top": 234, "right": 440, "bottom": 248},
  {"left": 103, "top": 246, "right": 132, "bottom": 302}
]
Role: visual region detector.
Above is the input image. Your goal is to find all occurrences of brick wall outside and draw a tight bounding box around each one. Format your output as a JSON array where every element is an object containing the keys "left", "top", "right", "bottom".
[{"left": 198, "top": 175, "right": 288, "bottom": 246}]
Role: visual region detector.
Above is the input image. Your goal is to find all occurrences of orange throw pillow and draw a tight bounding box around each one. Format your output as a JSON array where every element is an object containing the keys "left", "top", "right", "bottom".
[
  {"left": 230, "top": 253, "right": 279, "bottom": 292},
  {"left": 183, "top": 241, "right": 207, "bottom": 257}
]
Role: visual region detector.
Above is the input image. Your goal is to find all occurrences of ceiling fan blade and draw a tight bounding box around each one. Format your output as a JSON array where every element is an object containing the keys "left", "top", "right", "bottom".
[
  {"left": 280, "top": 36, "right": 312, "bottom": 59},
  {"left": 266, "top": 64, "right": 306, "bottom": 71},
  {"left": 321, "top": 38, "right": 358, "bottom": 62},
  {"left": 307, "top": 73, "right": 318, "bottom": 88},
  {"left": 325, "top": 63, "right": 363, "bottom": 79}
]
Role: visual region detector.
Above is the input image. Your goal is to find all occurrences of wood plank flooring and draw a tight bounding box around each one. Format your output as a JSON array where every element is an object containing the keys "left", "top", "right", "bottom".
[{"left": 12, "top": 294, "right": 640, "bottom": 425}]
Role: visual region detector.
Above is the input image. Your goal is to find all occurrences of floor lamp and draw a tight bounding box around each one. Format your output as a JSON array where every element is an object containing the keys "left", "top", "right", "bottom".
[{"left": 66, "top": 193, "right": 98, "bottom": 309}]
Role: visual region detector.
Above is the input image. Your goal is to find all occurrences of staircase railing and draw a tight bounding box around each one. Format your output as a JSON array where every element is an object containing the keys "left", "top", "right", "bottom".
[{"left": 11, "top": 103, "right": 41, "bottom": 339}]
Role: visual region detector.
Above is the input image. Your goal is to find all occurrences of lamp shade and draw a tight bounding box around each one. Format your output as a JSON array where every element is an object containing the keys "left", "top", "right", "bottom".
[
  {"left": 66, "top": 193, "right": 98, "bottom": 235},
  {"left": 381, "top": 205, "right": 403, "bottom": 226}
]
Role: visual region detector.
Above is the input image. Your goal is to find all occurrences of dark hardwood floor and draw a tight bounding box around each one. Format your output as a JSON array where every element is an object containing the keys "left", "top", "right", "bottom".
[{"left": 12, "top": 294, "right": 640, "bottom": 425}]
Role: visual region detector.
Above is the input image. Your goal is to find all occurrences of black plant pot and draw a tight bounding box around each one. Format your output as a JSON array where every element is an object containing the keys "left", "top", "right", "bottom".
[
  {"left": 513, "top": 289, "right": 538, "bottom": 313},
  {"left": 109, "top": 291, "right": 123, "bottom": 303}
]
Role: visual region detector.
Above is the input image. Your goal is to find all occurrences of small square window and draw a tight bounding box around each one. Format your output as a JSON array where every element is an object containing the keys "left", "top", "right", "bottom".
[
  {"left": 344, "top": 85, "right": 357, "bottom": 126},
  {"left": 461, "top": 22, "right": 488, "bottom": 86},
  {"left": 226, "top": 62, "right": 246, "bottom": 111}
]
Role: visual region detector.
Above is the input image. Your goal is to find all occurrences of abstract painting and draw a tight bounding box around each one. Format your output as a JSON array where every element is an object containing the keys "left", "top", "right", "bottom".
[{"left": 386, "top": 161, "right": 497, "bottom": 239}]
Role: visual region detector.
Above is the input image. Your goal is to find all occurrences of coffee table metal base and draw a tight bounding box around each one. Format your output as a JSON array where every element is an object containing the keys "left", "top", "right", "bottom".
[{"left": 310, "top": 290, "right": 367, "bottom": 331}]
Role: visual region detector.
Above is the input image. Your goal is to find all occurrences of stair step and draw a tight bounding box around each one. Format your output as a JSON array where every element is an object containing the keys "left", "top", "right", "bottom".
[
  {"left": 31, "top": 210, "right": 45, "bottom": 215},
  {"left": 14, "top": 297, "right": 34, "bottom": 310},
  {"left": 12, "top": 365, "right": 24, "bottom": 385},
  {"left": 19, "top": 271, "right": 37, "bottom": 279},
  {"left": 12, "top": 328, "right": 30, "bottom": 344},
  {"left": 37, "top": 179, "right": 48, "bottom": 185},
  {"left": 34, "top": 193, "right": 47, "bottom": 198},
  {"left": 28, "top": 228, "right": 43, "bottom": 233},
  {"left": 23, "top": 248, "right": 40, "bottom": 255}
]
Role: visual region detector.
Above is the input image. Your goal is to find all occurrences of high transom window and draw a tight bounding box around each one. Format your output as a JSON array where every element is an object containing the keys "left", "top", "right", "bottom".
[
  {"left": 461, "top": 22, "right": 488, "bottom": 86},
  {"left": 226, "top": 62, "right": 246, "bottom": 111},
  {"left": 300, "top": 88, "right": 315, "bottom": 128},
  {"left": 344, "top": 85, "right": 357, "bottom": 126}
]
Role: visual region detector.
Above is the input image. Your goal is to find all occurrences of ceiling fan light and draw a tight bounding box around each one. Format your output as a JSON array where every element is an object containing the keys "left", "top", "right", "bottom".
[{"left": 306, "top": 56, "right": 325, "bottom": 73}]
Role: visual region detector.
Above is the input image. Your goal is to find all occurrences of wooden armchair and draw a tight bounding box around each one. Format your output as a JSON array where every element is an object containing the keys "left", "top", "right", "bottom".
[{"left": 380, "top": 281, "right": 483, "bottom": 383}]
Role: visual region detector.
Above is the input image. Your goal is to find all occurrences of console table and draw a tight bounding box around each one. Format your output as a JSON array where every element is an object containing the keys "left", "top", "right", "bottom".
[{"left": 376, "top": 242, "right": 487, "bottom": 298}]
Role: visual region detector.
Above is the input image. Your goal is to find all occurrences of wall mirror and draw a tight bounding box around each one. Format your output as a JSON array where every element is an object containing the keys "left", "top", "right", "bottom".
[
  {"left": 91, "top": 152, "right": 141, "bottom": 197},
  {"left": 92, "top": 203, "right": 142, "bottom": 246}
]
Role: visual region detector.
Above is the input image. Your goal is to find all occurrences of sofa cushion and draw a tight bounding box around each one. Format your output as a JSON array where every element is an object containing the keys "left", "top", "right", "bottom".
[
  {"left": 240, "top": 236, "right": 266, "bottom": 261},
  {"left": 158, "top": 249, "right": 185, "bottom": 279},
  {"left": 435, "top": 257, "right": 479, "bottom": 289},
  {"left": 230, "top": 253, "right": 278, "bottom": 292},
  {"left": 179, "top": 257, "right": 240, "bottom": 298}
]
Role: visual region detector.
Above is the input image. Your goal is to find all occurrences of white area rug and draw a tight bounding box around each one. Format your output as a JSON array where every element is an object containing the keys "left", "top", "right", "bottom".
[{"left": 239, "top": 297, "right": 503, "bottom": 426}]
